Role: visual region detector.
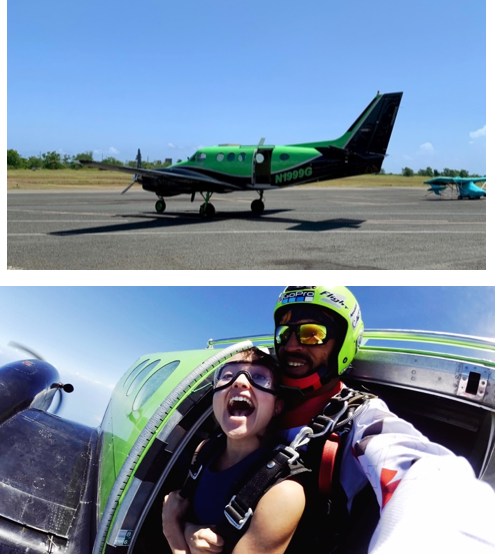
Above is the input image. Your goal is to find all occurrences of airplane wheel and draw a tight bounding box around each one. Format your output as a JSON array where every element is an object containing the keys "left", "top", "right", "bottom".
[
  {"left": 468, "top": 196, "right": 474, "bottom": 200},
  {"left": 155, "top": 200, "right": 166, "bottom": 213},
  {"left": 200, "top": 203, "right": 215, "bottom": 218},
  {"left": 457, "top": 195, "right": 463, "bottom": 200},
  {"left": 251, "top": 199, "right": 265, "bottom": 215}
]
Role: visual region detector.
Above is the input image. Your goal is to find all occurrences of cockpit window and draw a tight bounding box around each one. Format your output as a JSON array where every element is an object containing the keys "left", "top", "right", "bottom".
[
  {"left": 189, "top": 153, "right": 197, "bottom": 162},
  {"left": 198, "top": 152, "right": 207, "bottom": 161}
]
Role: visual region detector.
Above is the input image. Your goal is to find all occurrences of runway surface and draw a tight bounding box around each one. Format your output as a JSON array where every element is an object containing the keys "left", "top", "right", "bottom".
[{"left": 7, "top": 187, "right": 485, "bottom": 270}]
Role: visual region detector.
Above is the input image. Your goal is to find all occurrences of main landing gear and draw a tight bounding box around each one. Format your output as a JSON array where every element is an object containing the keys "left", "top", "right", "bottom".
[
  {"left": 155, "top": 197, "right": 166, "bottom": 213},
  {"left": 251, "top": 191, "right": 265, "bottom": 215},
  {"left": 154, "top": 191, "right": 267, "bottom": 217}
]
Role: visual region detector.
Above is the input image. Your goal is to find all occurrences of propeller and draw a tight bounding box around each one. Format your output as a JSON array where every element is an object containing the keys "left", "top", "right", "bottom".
[
  {"left": 121, "top": 148, "right": 142, "bottom": 195},
  {"left": 8, "top": 341, "right": 73, "bottom": 414},
  {"left": 121, "top": 177, "right": 139, "bottom": 195}
]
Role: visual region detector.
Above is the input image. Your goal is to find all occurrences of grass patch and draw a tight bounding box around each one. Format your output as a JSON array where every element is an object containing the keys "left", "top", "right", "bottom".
[{"left": 7, "top": 169, "right": 426, "bottom": 190}]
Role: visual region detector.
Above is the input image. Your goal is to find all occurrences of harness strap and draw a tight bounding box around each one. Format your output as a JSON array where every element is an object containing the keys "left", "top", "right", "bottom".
[
  {"left": 318, "top": 433, "right": 340, "bottom": 495},
  {"left": 218, "top": 445, "right": 309, "bottom": 553},
  {"left": 303, "top": 387, "right": 376, "bottom": 496},
  {"left": 179, "top": 433, "right": 225, "bottom": 499}
]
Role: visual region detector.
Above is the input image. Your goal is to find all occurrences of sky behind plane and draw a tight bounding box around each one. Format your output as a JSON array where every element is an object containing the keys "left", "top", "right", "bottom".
[{"left": 7, "top": 0, "right": 487, "bottom": 176}]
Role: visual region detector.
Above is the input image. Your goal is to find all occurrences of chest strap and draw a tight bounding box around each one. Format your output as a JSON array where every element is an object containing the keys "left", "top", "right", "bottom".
[
  {"left": 217, "top": 444, "right": 309, "bottom": 553},
  {"left": 289, "top": 387, "right": 376, "bottom": 495}
]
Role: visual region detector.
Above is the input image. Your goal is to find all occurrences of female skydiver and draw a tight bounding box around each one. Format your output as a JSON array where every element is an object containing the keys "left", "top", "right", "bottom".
[{"left": 161, "top": 347, "right": 307, "bottom": 554}]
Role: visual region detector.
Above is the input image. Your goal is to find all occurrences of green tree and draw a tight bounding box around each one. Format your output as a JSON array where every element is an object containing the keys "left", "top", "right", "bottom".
[
  {"left": 25, "top": 155, "right": 43, "bottom": 169},
  {"left": 7, "top": 149, "right": 25, "bottom": 168},
  {"left": 41, "top": 151, "right": 64, "bottom": 169},
  {"left": 101, "top": 156, "right": 123, "bottom": 165},
  {"left": 74, "top": 151, "right": 94, "bottom": 162},
  {"left": 70, "top": 152, "right": 94, "bottom": 169},
  {"left": 402, "top": 167, "right": 414, "bottom": 177}
]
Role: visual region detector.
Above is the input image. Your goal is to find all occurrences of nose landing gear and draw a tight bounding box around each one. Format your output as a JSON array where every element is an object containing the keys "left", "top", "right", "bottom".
[{"left": 199, "top": 192, "right": 215, "bottom": 218}]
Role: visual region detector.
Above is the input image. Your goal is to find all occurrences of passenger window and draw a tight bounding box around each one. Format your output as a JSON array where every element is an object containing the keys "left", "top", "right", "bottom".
[
  {"left": 227, "top": 153, "right": 235, "bottom": 162},
  {"left": 280, "top": 153, "right": 290, "bottom": 161},
  {"left": 217, "top": 153, "right": 225, "bottom": 162},
  {"left": 255, "top": 153, "right": 264, "bottom": 163},
  {"left": 238, "top": 153, "right": 246, "bottom": 162}
]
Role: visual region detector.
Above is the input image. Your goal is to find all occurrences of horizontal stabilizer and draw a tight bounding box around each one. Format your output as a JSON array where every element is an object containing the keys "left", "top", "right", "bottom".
[{"left": 315, "top": 145, "right": 369, "bottom": 161}]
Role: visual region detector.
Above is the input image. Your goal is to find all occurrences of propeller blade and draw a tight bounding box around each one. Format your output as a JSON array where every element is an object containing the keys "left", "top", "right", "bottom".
[
  {"left": 51, "top": 388, "right": 64, "bottom": 414},
  {"left": 121, "top": 178, "right": 137, "bottom": 195},
  {"left": 8, "top": 341, "right": 44, "bottom": 360}
]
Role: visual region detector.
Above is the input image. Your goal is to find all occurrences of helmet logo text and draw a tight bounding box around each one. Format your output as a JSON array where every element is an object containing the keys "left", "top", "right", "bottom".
[
  {"left": 320, "top": 291, "right": 348, "bottom": 309},
  {"left": 279, "top": 290, "right": 315, "bottom": 304},
  {"left": 349, "top": 303, "right": 361, "bottom": 329}
]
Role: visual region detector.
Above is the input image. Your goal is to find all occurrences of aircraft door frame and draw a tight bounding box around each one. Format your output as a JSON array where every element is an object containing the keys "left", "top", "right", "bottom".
[{"left": 252, "top": 147, "right": 274, "bottom": 186}]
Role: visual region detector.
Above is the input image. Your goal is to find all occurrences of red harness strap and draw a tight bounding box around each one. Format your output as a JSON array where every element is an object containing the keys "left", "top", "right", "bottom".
[{"left": 319, "top": 433, "right": 341, "bottom": 495}]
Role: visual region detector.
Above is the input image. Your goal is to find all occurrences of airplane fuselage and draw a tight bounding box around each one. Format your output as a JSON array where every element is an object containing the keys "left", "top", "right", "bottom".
[{"left": 142, "top": 143, "right": 382, "bottom": 195}]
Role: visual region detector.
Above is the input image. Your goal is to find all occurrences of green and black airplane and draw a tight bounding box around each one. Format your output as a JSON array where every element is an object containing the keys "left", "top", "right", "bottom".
[{"left": 79, "top": 91, "right": 403, "bottom": 217}]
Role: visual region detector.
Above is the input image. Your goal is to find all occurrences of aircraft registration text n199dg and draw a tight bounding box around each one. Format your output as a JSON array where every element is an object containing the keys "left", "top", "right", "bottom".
[{"left": 78, "top": 92, "right": 403, "bottom": 217}]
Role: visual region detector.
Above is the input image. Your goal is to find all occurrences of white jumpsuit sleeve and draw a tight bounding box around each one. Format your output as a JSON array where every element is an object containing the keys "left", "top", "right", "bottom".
[{"left": 340, "top": 398, "right": 495, "bottom": 553}]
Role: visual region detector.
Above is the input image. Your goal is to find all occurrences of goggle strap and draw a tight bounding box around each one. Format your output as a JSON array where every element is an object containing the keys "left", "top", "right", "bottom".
[{"left": 213, "top": 370, "right": 277, "bottom": 396}]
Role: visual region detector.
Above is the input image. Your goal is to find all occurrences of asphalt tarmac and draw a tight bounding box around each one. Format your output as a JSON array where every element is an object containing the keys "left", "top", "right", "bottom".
[{"left": 7, "top": 187, "right": 486, "bottom": 270}]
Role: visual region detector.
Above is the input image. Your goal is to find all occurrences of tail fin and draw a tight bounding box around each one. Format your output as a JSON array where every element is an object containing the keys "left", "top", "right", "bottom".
[{"left": 343, "top": 92, "right": 403, "bottom": 157}]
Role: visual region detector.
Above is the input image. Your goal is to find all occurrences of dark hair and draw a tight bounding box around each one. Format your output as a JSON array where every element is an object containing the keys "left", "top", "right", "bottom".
[{"left": 221, "top": 347, "right": 280, "bottom": 385}]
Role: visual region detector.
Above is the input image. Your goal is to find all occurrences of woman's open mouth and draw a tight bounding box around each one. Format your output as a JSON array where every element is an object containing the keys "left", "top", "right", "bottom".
[{"left": 227, "top": 396, "right": 255, "bottom": 417}]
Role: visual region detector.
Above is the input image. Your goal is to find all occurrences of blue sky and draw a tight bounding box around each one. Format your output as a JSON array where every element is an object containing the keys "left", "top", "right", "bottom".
[
  {"left": 1, "top": 286, "right": 495, "bottom": 427},
  {"left": 7, "top": 0, "right": 486, "bottom": 175}
]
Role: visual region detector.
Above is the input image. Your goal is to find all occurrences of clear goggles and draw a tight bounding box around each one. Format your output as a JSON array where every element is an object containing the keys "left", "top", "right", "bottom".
[
  {"left": 275, "top": 323, "right": 334, "bottom": 347},
  {"left": 213, "top": 362, "right": 277, "bottom": 395}
]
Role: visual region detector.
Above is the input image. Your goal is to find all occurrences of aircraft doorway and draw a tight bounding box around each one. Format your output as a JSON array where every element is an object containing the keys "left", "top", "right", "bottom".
[{"left": 253, "top": 147, "right": 274, "bottom": 186}]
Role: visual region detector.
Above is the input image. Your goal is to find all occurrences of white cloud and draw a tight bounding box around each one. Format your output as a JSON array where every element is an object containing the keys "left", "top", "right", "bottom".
[
  {"left": 419, "top": 142, "right": 434, "bottom": 155},
  {"left": 109, "top": 147, "right": 120, "bottom": 155},
  {"left": 469, "top": 125, "right": 486, "bottom": 140},
  {"left": 167, "top": 142, "right": 177, "bottom": 149}
]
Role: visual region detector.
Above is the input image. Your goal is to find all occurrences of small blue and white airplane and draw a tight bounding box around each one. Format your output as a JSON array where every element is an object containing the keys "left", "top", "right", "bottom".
[{"left": 424, "top": 176, "right": 486, "bottom": 199}]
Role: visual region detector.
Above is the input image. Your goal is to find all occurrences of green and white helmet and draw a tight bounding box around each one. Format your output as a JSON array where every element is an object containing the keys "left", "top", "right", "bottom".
[{"left": 274, "top": 286, "right": 364, "bottom": 376}]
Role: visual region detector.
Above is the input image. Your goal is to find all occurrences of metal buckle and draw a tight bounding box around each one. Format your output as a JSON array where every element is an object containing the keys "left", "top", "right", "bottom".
[
  {"left": 188, "top": 464, "right": 203, "bottom": 480},
  {"left": 289, "top": 426, "right": 313, "bottom": 451},
  {"left": 275, "top": 444, "right": 300, "bottom": 464},
  {"left": 308, "top": 400, "right": 348, "bottom": 439},
  {"left": 224, "top": 495, "right": 253, "bottom": 530}
]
